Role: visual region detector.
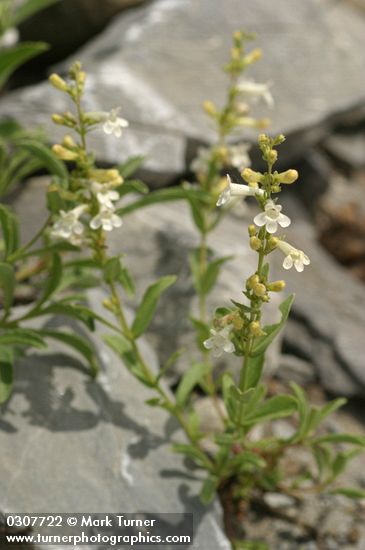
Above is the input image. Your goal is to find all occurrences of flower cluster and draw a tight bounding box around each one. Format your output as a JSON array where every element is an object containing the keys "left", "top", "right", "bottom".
[
  {"left": 205, "top": 134, "right": 310, "bottom": 357},
  {"left": 48, "top": 63, "right": 125, "bottom": 248}
]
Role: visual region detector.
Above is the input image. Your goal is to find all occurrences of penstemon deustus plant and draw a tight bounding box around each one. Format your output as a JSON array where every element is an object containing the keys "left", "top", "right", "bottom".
[
  {"left": 46, "top": 61, "right": 365, "bottom": 511},
  {"left": 0, "top": 34, "right": 364, "bottom": 550}
]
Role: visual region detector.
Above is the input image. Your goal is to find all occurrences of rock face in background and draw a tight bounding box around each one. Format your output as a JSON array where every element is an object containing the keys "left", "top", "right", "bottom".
[
  {"left": 1, "top": 0, "right": 365, "bottom": 179},
  {"left": 0, "top": 299, "right": 231, "bottom": 550},
  {"left": 17, "top": 0, "right": 148, "bottom": 73}
]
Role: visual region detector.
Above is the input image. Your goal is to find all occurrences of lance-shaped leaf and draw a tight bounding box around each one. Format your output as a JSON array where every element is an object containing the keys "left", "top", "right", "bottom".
[
  {"left": 200, "top": 475, "right": 220, "bottom": 505},
  {"left": 0, "top": 262, "right": 15, "bottom": 315},
  {"left": 0, "top": 346, "right": 14, "bottom": 404},
  {"left": 103, "top": 333, "right": 154, "bottom": 387},
  {"left": 0, "top": 204, "right": 19, "bottom": 258},
  {"left": 241, "top": 353, "right": 265, "bottom": 391},
  {"left": 15, "top": 138, "right": 67, "bottom": 179},
  {"left": 242, "top": 394, "right": 298, "bottom": 426},
  {"left": 39, "top": 329, "right": 98, "bottom": 377},
  {"left": 176, "top": 362, "right": 211, "bottom": 407},
  {"left": 0, "top": 43, "right": 49, "bottom": 88},
  {"left": 117, "top": 155, "right": 145, "bottom": 178},
  {"left": 131, "top": 275, "right": 176, "bottom": 338},
  {"left": 117, "top": 186, "right": 209, "bottom": 216},
  {"left": 0, "top": 328, "right": 46, "bottom": 348},
  {"left": 251, "top": 294, "right": 295, "bottom": 357}
]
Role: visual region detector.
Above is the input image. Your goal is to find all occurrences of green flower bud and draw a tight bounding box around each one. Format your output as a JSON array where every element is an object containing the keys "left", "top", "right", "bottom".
[
  {"left": 49, "top": 73, "right": 68, "bottom": 92},
  {"left": 268, "top": 280, "right": 286, "bottom": 292},
  {"left": 253, "top": 283, "right": 266, "bottom": 297},
  {"left": 247, "top": 274, "right": 260, "bottom": 290},
  {"left": 248, "top": 224, "right": 256, "bottom": 237},
  {"left": 277, "top": 169, "right": 298, "bottom": 184},
  {"left": 250, "top": 236, "right": 262, "bottom": 251},
  {"left": 241, "top": 168, "right": 263, "bottom": 185},
  {"left": 249, "top": 321, "right": 262, "bottom": 336}
]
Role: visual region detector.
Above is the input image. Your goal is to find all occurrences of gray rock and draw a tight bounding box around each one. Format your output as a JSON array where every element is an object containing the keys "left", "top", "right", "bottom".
[
  {"left": 263, "top": 492, "right": 296, "bottom": 510},
  {"left": 2, "top": 0, "right": 365, "bottom": 178},
  {"left": 0, "top": 296, "right": 231, "bottom": 550},
  {"left": 277, "top": 196, "right": 365, "bottom": 397},
  {"left": 324, "top": 133, "right": 365, "bottom": 170},
  {"left": 277, "top": 354, "right": 317, "bottom": 386}
]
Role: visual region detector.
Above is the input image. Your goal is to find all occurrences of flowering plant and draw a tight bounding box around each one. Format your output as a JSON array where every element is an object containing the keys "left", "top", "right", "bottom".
[{"left": 0, "top": 32, "right": 364, "bottom": 549}]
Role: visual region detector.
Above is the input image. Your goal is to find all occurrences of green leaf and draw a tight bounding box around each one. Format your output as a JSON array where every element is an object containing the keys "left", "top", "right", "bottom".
[
  {"left": 0, "top": 204, "right": 19, "bottom": 258},
  {"left": 243, "top": 395, "right": 298, "bottom": 426},
  {"left": 39, "top": 329, "right": 98, "bottom": 377},
  {"left": 12, "top": 0, "right": 59, "bottom": 26},
  {"left": 200, "top": 256, "right": 232, "bottom": 295},
  {"left": 30, "top": 303, "right": 96, "bottom": 331},
  {"left": 0, "top": 43, "right": 49, "bottom": 88},
  {"left": 103, "top": 333, "right": 154, "bottom": 387},
  {"left": 0, "top": 328, "right": 46, "bottom": 348},
  {"left": 330, "top": 487, "right": 365, "bottom": 500},
  {"left": 290, "top": 382, "right": 310, "bottom": 441},
  {"left": 38, "top": 253, "right": 62, "bottom": 306},
  {"left": 251, "top": 294, "right": 295, "bottom": 357},
  {"left": 14, "top": 138, "right": 67, "bottom": 179},
  {"left": 0, "top": 346, "right": 14, "bottom": 404},
  {"left": 117, "top": 186, "right": 209, "bottom": 217},
  {"left": 119, "top": 266, "right": 135, "bottom": 297},
  {"left": 176, "top": 362, "right": 210, "bottom": 407},
  {"left": 190, "top": 317, "right": 210, "bottom": 351},
  {"left": 118, "top": 179, "right": 149, "bottom": 197},
  {"left": 242, "top": 353, "right": 265, "bottom": 391},
  {"left": 229, "top": 451, "right": 266, "bottom": 470},
  {"left": 200, "top": 475, "right": 219, "bottom": 505},
  {"left": 131, "top": 275, "right": 176, "bottom": 338},
  {"left": 103, "top": 257, "right": 121, "bottom": 284},
  {"left": 118, "top": 156, "right": 145, "bottom": 178},
  {"left": 313, "top": 434, "right": 365, "bottom": 446},
  {"left": 172, "top": 443, "right": 206, "bottom": 462},
  {"left": 0, "top": 262, "right": 15, "bottom": 315}
]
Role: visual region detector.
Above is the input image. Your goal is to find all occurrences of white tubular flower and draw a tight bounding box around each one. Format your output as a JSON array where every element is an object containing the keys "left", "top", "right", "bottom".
[
  {"left": 90, "top": 207, "right": 122, "bottom": 232},
  {"left": 277, "top": 241, "right": 310, "bottom": 272},
  {"left": 102, "top": 108, "right": 129, "bottom": 138},
  {"left": 203, "top": 326, "right": 235, "bottom": 357},
  {"left": 91, "top": 181, "right": 120, "bottom": 209},
  {"left": 228, "top": 143, "right": 251, "bottom": 171},
  {"left": 253, "top": 199, "right": 291, "bottom": 234},
  {"left": 0, "top": 28, "right": 19, "bottom": 48},
  {"left": 236, "top": 79, "right": 274, "bottom": 108},
  {"left": 51, "top": 205, "right": 86, "bottom": 243},
  {"left": 217, "top": 175, "right": 264, "bottom": 207}
]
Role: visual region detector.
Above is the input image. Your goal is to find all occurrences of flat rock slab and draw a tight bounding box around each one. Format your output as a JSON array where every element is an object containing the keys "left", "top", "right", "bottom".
[
  {"left": 278, "top": 196, "right": 365, "bottom": 397},
  {"left": 0, "top": 301, "right": 231, "bottom": 550},
  {"left": 1, "top": 0, "right": 365, "bottom": 178}
]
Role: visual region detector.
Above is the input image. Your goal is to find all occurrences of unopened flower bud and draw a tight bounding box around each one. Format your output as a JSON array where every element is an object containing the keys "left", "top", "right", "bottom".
[
  {"left": 247, "top": 274, "right": 260, "bottom": 289},
  {"left": 256, "top": 118, "right": 271, "bottom": 129},
  {"left": 253, "top": 283, "right": 267, "bottom": 297},
  {"left": 203, "top": 100, "right": 217, "bottom": 116},
  {"left": 244, "top": 48, "right": 262, "bottom": 65},
  {"left": 49, "top": 73, "right": 68, "bottom": 91},
  {"left": 103, "top": 298, "right": 114, "bottom": 311},
  {"left": 52, "top": 144, "right": 78, "bottom": 161},
  {"left": 271, "top": 185, "right": 281, "bottom": 193},
  {"left": 262, "top": 295, "right": 270, "bottom": 302},
  {"left": 267, "top": 150, "right": 278, "bottom": 164},
  {"left": 241, "top": 168, "right": 263, "bottom": 185},
  {"left": 268, "top": 280, "right": 286, "bottom": 292},
  {"left": 248, "top": 224, "right": 256, "bottom": 237},
  {"left": 231, "top": 46, "right": 241, "bottom": 60},
  {"left": 52, "top": 114, "right": 66, "bottom": 125},
  {"left": 232, "top": 314, "right": 244, "bottom": 330},
  {"left": 62, "top": 135, "right": 77, "bottom": 149},
  {"left": 278, "top": 169, "right": 298, "bottom": 184},
  {"left": 275, "top": 134, "right": 286, "bottom": 145},
  {"left": 258, "top": 134, "right": 269, "bottom": 146},
  {"left": 249, "top": 321, "right": 262, "bottom": 336},
  {"left": 250, "top": 236, "right": 262, "bottom": 251},
  {"left": 267, "top": 236, "right": 279, "bottom": 250}
]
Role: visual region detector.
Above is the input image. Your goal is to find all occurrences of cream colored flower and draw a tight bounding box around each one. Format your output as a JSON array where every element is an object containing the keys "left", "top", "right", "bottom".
[
  {"left": 217, "top": 175, "right": 264, "bottom": 207},
  {"left": 277, "top": 240, "right": 310, "bottom": 272},
  {"left": 102, "top": 108, "right": 129, "bottom": 138},
  {"left": 203, "top": 326, "right": 235, "bottom": 357},
  {"left": 90, "top": 207, "right": 122, "bottom": 231},
  {"left": 51, "top": 205, "right": 86, "bottom": 244},
  {"left": 91, "top": 181, "right": 120, "bottom": 209},
  {"left": 253, "top": 199, "right": 291, "bottom": 234},
  {"left": 236, "top": 79, "right": 274, "bottom": 108}
]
